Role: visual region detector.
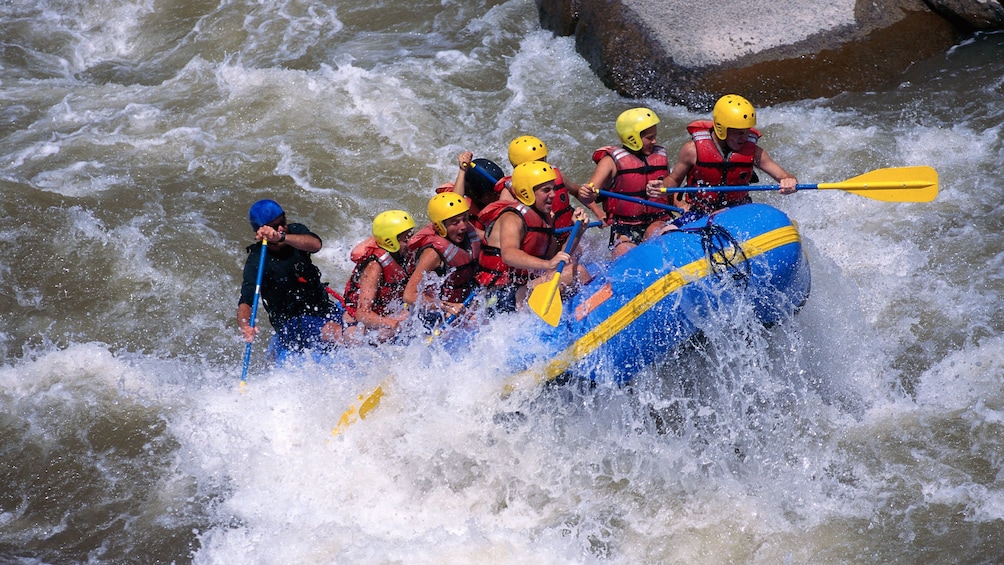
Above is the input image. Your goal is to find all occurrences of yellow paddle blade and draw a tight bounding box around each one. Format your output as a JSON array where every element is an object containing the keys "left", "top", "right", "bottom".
[
  {"left": 527, "top": 272, "right": 563, "bottom": 327},
  {"left": 331, "top": 382, "right": 385, "bottom": 436},
  {"left": 818, "top": 166, "right": 938, "bottom": 202}
]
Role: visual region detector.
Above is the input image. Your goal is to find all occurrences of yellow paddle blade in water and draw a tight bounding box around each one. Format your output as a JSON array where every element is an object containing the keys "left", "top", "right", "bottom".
[
  {"left": 527, "top": 220, "right": 585, "bottom": 327},
  {"left": 527, "top": 272, "right": 563, "bottom": 327},
  {"left": 331, "top": 381, "right": 386, "bottom": 436},
  {"left": 818, "top": 166, "right": 938, "bottom": 202}
]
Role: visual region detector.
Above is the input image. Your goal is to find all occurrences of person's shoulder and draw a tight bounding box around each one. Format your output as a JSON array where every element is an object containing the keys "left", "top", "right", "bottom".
[
  {"left": 676, "top": 139, "right": 698, "bottom": 158},
  {"left": 287, "top": 222, "right": 321, "bottom": 240},
  {"left": 592, "top": 147, "right": 618, "bottom": 164},
  {"left": 498, "top": 206, "right": 526, "bottom": 224},
  {"left": 362, "top": 258, "right": 384, "bottom": 274},
  {"left": 418, "top": 245, "right": 444, "bottom": 266}
]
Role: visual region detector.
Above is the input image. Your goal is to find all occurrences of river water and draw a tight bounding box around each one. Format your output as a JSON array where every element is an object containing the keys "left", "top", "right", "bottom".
[{"left": 2, "top": 1, "right": 1003, "bottom": 563}]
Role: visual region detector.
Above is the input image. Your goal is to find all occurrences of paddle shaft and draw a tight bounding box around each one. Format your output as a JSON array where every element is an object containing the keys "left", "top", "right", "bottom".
[
  {"left": 668, "top": 182, "right": 932, "bottom": 194},
  {"left": 467, "top": 161, "right": 501, "bottom": 185},
  {"left": 240, "top": 239, "right": 267, "bottom": 383},
  {"left": 597, "top": 189, "right": 684, "bottom": 214},
  {"left": 553, "top": 219, "right": 585, "bottom": 275},
  {"left": 660, "top": 167, "right": 939, "bottom": 203},
  {"left": 433, "top": 288, "right": 478, "bottom": 336},
  {"left": 532, "top": 219, "right": 585, "bottom": 322},
  {"left": 555, "top": 220, "right": 603, "bottom": 234}
]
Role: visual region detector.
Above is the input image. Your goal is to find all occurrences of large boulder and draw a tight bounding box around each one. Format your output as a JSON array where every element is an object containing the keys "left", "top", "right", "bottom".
[
  {"left": 536, "top": 0, "right": 1001, "bottom": 109},
  {"left": 925, "top": 0, "right": 1004, "bottom": 30}
]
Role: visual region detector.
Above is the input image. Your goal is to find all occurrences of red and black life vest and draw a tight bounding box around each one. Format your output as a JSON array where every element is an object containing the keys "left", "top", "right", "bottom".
[
  {"left": 475, "top": 200, "right": 553, "bottom": 288},
  {"left": 591, "top": 145, "right": 671, "bottom": 225},
  {"left": 493, "top": 166, "right": 573, "bottom": 230},
  {"left": 343, "top": 237, "right": 412, "bottom": 317},
  {"left": 406, "top": 223, "right": 481, "bottom": 303},
  {"left": 684, "top": 120, "right": 759, "bottom": 212}
]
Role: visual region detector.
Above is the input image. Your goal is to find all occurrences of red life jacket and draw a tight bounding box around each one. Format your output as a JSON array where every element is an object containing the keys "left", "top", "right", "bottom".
[
  {"left": 591, "top": 145, "right": 671, "bottom": 225},
  {"left": 475, "top": 200, "right": 553, "bottom": 288},
  {"left": 406, "top": 223, "right": 481, "bottom": 302},
  {"left": 494, "top": 166, "right": 573, "bottom": 230},
  {"left": 684, "top": 120, "right": 759, "bottom": 212},
  {"left": 343, "top": 237, "right": 412, "bottom": 317},
  {"left": 468, "top": 202, "right": 487, "bottom": 232},
  {"left": 551, "top": 167, "right": 574, "bottom": 230},
  {"left": 493, "top": 177, "right": 507, "bottom": 194}
]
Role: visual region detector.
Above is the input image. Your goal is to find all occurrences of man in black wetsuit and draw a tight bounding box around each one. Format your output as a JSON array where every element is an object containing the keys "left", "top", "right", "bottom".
[{"left": 238, "top": 199, "right": 346, "bottom": 352}]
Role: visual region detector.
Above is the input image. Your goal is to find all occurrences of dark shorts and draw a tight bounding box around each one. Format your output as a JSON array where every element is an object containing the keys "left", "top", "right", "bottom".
[
  {"left": 608, "top": 223, "right": 648, "bottom": 247},
  {"left": 482, "top": 285, "right": 519, "bottom": 317},
  {"left": 275, "top": 308, "right": 344, "bottom": 351}
]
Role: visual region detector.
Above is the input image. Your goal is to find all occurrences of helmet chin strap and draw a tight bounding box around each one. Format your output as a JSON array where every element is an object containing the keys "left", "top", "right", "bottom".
[{"left": 716, "top": 135, "right": 733, "bottom": 159}]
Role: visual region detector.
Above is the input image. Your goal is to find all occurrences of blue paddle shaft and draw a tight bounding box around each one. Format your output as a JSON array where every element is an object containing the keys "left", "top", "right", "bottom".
[
  {"left": 439, "top": 288, "right": 478, "bottom": 331},
  {"left": 670, "top": 184, "right": 812, "bottom": 193},
  {"left": 554, "top": 219, "right": 585, "bottom": 273},
  {"left": 555, "top": 221, "right": 602, "bottom": 234},
  {"left": 597, "top": 189, "right": 684, "bottom": 214},
  {"left": 240, "top": 240, "right": 268, "bottom": 383},
  {"left": 468, "top": 162, "right": 501, "bottom": 185}
]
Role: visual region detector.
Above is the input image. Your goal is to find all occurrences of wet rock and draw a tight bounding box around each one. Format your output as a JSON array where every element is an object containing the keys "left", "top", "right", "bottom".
[
  {"left": 535, "top": 0, "right": 1000, "bottom": 109},
  {"left": 925, "top": 0, "right": 1004, "bottom": 30}
]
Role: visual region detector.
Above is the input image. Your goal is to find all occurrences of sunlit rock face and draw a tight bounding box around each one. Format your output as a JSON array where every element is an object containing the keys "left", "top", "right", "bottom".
[{"left": 535, "top": 0, "right": 1000, "bottom": 109}]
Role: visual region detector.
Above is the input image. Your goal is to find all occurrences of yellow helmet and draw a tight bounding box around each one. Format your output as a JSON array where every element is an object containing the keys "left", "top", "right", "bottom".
[
  {"left": 510, "top": 161, "right": 557, "bottom": 206},
  {"left": 712, "top": 94, "right": 757, "bottom": 140},
  {"left": 427, "top": 192, "right": 470, "bottom": 237},
  {"left": 372, "top": 210, "right": 415, "bottom": 253},
  {"left": 507, "top": 135, "right": 548, "bottom": 166},
  {"left": 615, "top": 107, "right": 659, "bottom": 151}
]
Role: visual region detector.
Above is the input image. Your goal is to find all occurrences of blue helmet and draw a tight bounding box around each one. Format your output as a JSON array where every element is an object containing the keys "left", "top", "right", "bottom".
[
  {"left": 463, "top": 158, "right": 504, "bottom": 201},
  {"left": 249, "top": 199, "right": 284, "bottom": 230}
]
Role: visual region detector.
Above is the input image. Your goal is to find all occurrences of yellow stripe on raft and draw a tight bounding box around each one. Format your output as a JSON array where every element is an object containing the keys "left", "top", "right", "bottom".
[{"left": 502, "top": 224, "right": 802, "bottom": 395}]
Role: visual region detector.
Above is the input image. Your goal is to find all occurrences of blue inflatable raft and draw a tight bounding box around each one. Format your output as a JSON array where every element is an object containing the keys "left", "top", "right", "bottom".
[
  {"left": 503, "top": 202, "right": 810, "bottom": 389},
  {"left": 268, "top": 203, "right": 809, "bottom": 390}
]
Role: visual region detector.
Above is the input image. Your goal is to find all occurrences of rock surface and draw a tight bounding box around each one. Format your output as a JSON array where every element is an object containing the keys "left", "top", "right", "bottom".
[
  {"left": 536, "top": 0, "right": 1003, "bottom": 109},
  {"left": 926, "top": 0, "right": 1004, "bottom": 30}
]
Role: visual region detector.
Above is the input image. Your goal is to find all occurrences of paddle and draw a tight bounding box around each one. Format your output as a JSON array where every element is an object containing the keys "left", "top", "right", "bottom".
[
  {"left": 240, "top": 238, "right": 268, "bottom": 388},
  {"left": 527, "top": 220, "right": 585, "bottom": 327},
  {"left": 596, "top": 189, "right": 684, "bottom": 214},
  {"left": 336, "top": 288, "right": 478, "bottom": 434},
  {"left": 467, "top": 160, "right": 502, "bottom": 185},
  {"left": 555, "top": 220, "right": 603, "bottom": 234},
  {"left": 430, "top": 288, "right": 479, "bottom": 340},
  {"left": 663, "top": 166, "right": 938, "bottom": 203},
  {"left": 332, "top": 380, "right": 387, "bottom": 436},
  {"left": 463, "top": 158, "right": 505, "bottom": 200}
]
